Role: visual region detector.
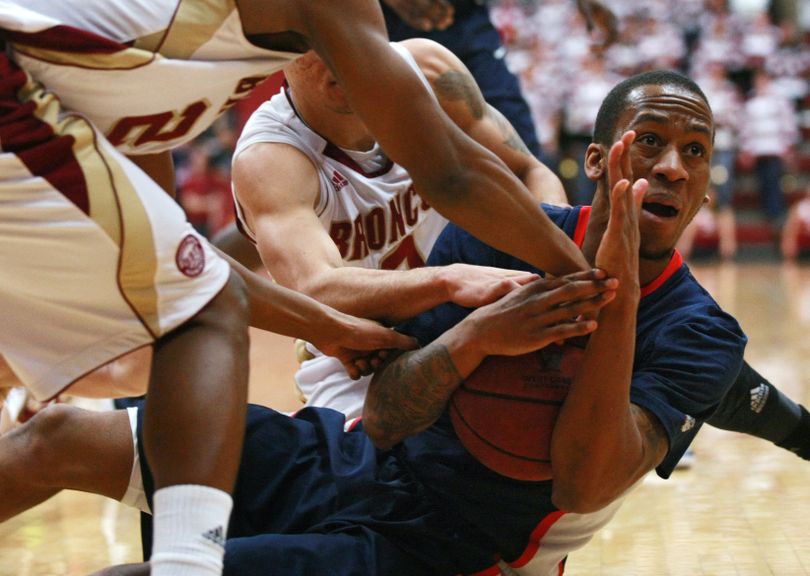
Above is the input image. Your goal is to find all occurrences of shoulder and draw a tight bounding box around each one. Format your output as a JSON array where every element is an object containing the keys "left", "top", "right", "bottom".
[
  {"left": 399, "top": 38, "right": 460, "bottom": 81},
  {"left": 639, "top": 268, "right": 747, "bottom": 364}
]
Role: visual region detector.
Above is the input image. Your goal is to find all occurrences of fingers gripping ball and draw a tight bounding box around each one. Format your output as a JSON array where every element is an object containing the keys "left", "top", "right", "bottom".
[{"left": 449, "top": 340, "right": 585, "bottom": 481}]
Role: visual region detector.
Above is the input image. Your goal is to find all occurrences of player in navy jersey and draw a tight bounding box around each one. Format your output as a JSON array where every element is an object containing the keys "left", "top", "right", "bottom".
[{"left": 0, "top": 71, "right": 760, "bottom": 576}]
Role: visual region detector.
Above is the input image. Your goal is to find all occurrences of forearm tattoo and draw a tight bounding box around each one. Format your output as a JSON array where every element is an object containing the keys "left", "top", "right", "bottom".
[{"left": 366, "top": 343, "right": 463, "bottom": 446}]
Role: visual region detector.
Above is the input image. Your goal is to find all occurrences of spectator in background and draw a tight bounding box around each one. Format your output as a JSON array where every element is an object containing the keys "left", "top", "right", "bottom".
[
  {"left": 519, "top": 35, "right": 567, "bottom": 174},
  {"left": 781, "top": 185, "right": 810, "bottom": 260},
  {"left": 633, "top": 9, "right": 687, "bottom": 71},
  {"left": 740, "top": 10, "right": 782, "bottom": 70},
  {"left": 207, "top": 116, "right": 240, "bottom": 174},
  {"left": 689, "top": 0, "right": 746, "bottom": 74},
  {"left": 739, "top": 68, "right": 799, "bottom": 229},
  {"left": 561, "top": 52, "right": 622, "bottom": 204},
  {"left": 695, "top": 61, "right": 744, "bottom": 259},
  {"left": 176, "top": 147, "right": 234, "bottom": 239},
  {"left": 765, "top": 17, "right": 810, "bottom": 105}
]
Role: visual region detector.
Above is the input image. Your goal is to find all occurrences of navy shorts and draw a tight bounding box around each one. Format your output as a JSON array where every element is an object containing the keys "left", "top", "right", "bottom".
[{"left": 137, "top": 404, "right": 509, "bottom": 575}]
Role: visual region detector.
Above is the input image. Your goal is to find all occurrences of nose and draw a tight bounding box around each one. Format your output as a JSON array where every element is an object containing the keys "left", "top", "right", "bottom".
[{"left": 654, "top": 146, "right": 688, "bottom": 183}]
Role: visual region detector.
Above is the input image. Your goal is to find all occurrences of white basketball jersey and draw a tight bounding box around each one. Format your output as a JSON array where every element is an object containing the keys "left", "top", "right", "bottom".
[
  {"left": 1, "top": 0, "right": 298, "bottom": 155},
  {"left": 234, "top": 44, "right": 448, "bottom": 272},
  {"left": 233, "top": 43, "right": 448, "bottom": 418}
]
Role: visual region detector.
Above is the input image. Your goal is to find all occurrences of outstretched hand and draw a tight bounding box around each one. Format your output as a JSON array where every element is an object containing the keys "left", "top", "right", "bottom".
[
  {"left": 382, "top": 0, "right": 455, "bottom": 31},
  {"left": 594, "top": 131, "right": 647, "bottom": 290},
  {"left": 312, "top": 312, "right": 418, "bottom": 380}
]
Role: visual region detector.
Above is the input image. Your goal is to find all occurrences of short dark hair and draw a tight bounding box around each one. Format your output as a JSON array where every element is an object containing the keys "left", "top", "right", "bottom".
[{"left": 592, "top": 70, "right": 710, "bottom": 146}]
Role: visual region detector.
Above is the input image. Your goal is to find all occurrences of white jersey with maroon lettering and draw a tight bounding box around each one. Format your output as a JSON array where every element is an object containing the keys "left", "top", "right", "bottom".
[
  {"left": 0, "top": 0, "right": 298, "bottom": 398},
  {"left": 1, "top": 0, "right": 298, "bottom": 155},
  {"left": 233, "top": 43, "right": 448, "bottom": 417}
]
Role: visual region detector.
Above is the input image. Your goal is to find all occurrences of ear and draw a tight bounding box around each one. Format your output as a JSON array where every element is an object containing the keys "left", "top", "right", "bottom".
[
  {"left": 702, "top": 194, "right": 710, "bottom": 205},
  {"left": 583, "top": 143, "right": 606, "bottom": 181}
]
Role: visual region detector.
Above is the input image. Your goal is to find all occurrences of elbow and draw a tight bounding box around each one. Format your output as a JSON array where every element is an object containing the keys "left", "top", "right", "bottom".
[
  {"left": 361, "top": 402, "right": 398, "bottom": 451},
  {"left": 361, "top": 415, "right": 397, "bottom": 451},
  {"left": 550, "top": 468, "right": 618, "bottom": 514},
  {"left": 551, "top": 483, "right": 614, "bottom": 514}
]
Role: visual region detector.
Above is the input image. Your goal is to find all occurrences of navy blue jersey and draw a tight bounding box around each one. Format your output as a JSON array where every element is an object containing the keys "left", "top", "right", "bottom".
[{"left": 399, "top": 204, "right": 748, "bottom": 478}]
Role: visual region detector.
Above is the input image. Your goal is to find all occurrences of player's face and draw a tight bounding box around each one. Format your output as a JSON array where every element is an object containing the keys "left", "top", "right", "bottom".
[{"left": 617, "top": 84, "right": 713, "bottom": 260}]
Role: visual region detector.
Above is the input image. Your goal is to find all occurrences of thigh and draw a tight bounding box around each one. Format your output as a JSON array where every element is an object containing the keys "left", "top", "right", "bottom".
[{"left": 0, "top": 56, "right": 229, "bottom": 400}]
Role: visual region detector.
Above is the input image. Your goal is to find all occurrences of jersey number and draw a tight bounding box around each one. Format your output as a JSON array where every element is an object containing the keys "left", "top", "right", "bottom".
[
  {"left": 106, "top": 101, "right": 208, "bottom": 148},
  {"left": 380, "top": 235, "right": 425, "bottom": 270}
]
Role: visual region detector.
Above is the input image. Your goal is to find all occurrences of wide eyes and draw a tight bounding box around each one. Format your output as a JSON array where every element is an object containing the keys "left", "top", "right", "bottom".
[
  {"left": 637, "top": 134, "right": 659, "bottom": 147},
  {"left": 635, "top": 133, "right": 707, "bottom": 158},
  {"left": 686, "top": 143, "right": 706, "bottom": 157}
]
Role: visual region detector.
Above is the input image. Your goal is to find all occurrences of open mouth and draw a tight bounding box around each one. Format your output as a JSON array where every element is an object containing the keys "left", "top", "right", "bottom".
[{"left": 642, "top": 202, "right": 679, "bottom": 218}]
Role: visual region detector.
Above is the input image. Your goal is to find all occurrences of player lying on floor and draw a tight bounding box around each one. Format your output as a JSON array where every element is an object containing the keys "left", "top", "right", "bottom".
[{"left": 0, "top": 71, "right": 750, "bottom": 575}]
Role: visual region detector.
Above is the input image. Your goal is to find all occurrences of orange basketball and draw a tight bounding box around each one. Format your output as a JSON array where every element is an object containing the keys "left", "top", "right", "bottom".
[{"left": 449, "top": 341, "right": 585, "bottom": 481}]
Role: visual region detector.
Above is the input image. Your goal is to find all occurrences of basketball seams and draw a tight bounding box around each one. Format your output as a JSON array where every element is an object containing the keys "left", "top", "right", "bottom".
[
  {"left": 449, "top": 397, "right": 551, "bottom": 464},
  {"left": 456, "top": 383, "right": 566, "bottom": 405}
]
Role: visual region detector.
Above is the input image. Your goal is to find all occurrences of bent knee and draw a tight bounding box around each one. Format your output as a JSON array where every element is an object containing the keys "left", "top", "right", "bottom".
[
  {"left": 13, "top": 404, "right": 83, "bottom": 483},
  {"left": 21, "top": 404, "right": 133, "bottom": 495}
]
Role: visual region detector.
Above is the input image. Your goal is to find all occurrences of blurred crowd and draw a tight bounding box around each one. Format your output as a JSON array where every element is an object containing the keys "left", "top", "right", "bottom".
[
  {"left": 491, "top": 0, "right": 809, "bottom": 258},
  {"left": 174, "top": 0, "right": 810, "bottom": 259}
]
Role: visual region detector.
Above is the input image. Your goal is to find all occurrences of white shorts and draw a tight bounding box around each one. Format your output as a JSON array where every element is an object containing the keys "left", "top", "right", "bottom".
[
  {"left": 295, "top": 345, "right": 369, "bottom": 419},
  {"left": 0, "top": 58, "right": 230, "bottom": 400},
  {"left": 121, "top": 406, "right": 150, "bottom": 514}
]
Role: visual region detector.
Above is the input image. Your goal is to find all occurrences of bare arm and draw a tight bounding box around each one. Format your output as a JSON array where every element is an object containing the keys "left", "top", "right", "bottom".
[
  {"left": 216, "top": 244, "right": 417, "bottom": 378},
  {"left": 364, "top": 270, "right": 618, "bottom": 449},
  {"left": 403, "top": 38, "right": 568, "bottom": 206},
  {"left": 233, "top": 141, "right": 539, "bottom": 324},
  {"left": 129, "top": 146, "right": 416, "bottom": 376},
  {"left": 242, "top": 0, "right": 587, "bottom": 276},
  {"left": 550, "top": 135, "right": 667, "bottom": 513}
]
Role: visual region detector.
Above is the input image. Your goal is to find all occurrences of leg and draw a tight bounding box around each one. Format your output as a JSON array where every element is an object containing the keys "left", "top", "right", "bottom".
[
  {"left": 0, "top": 404, "right": 134, "bottom": 522},
  {"left": 0, "top": 57, "right": 245, "bottom": 575},
  {"left": 143, "top": 270, "right": 249, "bottom": 492},
  {"left": 716, "top": 206, "right": 737, "bottom": 260},
  {"left": 755, "top": 156, "right": 787, "bottom": 225},
  {"left": 713, "top": 150, "right": 737, "bottom": 259},
  {"left": 707, "top": 360, "right": 810, "bottom": 459},
  {"left": 143, "top": 271, "right": 250, "bottom": 575}
]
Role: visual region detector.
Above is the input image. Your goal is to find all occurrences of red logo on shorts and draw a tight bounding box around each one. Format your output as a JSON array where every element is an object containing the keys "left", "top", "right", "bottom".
[{"left": 176, "top": 234, "right": 205, "bottom": 277}]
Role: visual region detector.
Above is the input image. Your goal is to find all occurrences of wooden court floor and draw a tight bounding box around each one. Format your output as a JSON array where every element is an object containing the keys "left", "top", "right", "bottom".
[{"left": 2, "top": 261, "right": 809, "bottom": 576}]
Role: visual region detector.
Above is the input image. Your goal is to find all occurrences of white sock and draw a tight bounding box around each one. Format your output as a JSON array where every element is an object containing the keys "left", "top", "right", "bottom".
[{"left": 150, "top": 484, "right": 232, "bottom": 576}]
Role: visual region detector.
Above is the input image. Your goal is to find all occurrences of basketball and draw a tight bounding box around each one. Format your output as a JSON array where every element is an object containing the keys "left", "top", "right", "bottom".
[{"left": 449, "top": 340, "right": 585, "bottom": 481}]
